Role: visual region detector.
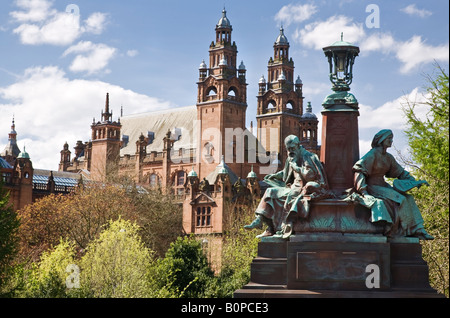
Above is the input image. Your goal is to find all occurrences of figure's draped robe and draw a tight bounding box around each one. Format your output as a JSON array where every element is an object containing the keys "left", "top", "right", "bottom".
[
  {"left": 255, "top": 150, "right": 328, "bottom": 232},
  {"left": 351, "top": 147, "right": 425, "bottom": 237}
]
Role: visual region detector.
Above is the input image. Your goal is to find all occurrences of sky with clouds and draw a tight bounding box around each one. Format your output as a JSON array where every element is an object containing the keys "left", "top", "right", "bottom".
[{"left": 0, "top": 0, "right": 448, "bottom": 171}]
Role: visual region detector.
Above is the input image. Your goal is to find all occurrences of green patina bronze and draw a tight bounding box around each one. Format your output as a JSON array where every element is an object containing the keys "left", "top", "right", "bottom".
[
  {"left": 322, "top": 33, "right": 360, "bottom": 111},
  {"left": 322, "top": 90, "right": 358, "bottom": 111},
  {"left": 346, "top": 129, "right": 434, "bottom": 240}
]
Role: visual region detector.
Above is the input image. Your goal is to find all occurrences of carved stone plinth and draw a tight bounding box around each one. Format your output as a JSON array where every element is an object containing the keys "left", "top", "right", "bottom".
[
  {"left": 287, "top": 241, "right": 390, "bottom": 291},
  {"left": 235, "top": 201, "right": 444, "bottom": 298},
  {"left": 235, "top": 239, "right": 443, "bottom": 298}
]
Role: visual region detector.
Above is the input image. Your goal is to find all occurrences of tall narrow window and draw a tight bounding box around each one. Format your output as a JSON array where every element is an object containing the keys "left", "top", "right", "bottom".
[{"left": 196, "top": 206, "right": 212, "bottom": 227}]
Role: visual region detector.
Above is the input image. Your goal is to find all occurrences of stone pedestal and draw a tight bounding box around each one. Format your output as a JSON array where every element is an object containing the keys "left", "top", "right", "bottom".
[
  {"left": 287, "top": 241, "right": 390, "bottom": 291},
  {"left": 235, "top": 239, "right": 442, "bottom": 298},
  {"left": 234, "top": 200, "right": 444, "bottom": 298}
]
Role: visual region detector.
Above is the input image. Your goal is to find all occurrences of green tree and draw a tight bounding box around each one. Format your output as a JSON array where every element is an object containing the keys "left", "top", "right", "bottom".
[
  {"left": 17, "top": 184, "right": 136, "bottom": 263},
  {"left": 148, "top": 236, "right": 214, "bottom": 298},
  {"left": 208, "top": 202, "right": 259, "bottom": 298},
  {"left": 21, "top": 239, "right": 77, "bottom": 298},
  {"left": 0, "top": 180, "right": 20, "bottom": 292},
  {"left": 80, "top": 218, "right": 153, "bottom": 298},
  {"left": 129, "top": 186, "right": 183, "bottom": 258},
  {"left": 402, "top": 63, "right": 449, "bottom": 297}
]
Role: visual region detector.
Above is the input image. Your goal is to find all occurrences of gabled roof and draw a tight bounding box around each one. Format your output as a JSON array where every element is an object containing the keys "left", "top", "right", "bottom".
[
  {"left": 119, "top": 105, "right": 197, "bottom": 156},
  {"left": 190, "top": 192, "right": 217, "bottom": 205}
]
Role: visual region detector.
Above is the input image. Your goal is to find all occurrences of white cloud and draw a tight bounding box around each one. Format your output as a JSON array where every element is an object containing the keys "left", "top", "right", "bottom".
[
  {"left": 293, "top": 15, "right": 365, "bottom": 50},
  {"left": 63, "top": 41, "right": 117, "bottom": 74},
  {"left": 274, "top": 3, "right": 317, "bottom": 27},
  {"left": 293, "top": 15, "right": 448, "bottom": 74},
  {"left": 358, "top": 88, "right": 430, "bottom": 129},
  {"left": 395, "top": 36, "right": 449, "bottom": 73},
  {"left": 356, "top": 88, "right": 432, "bottom": 159},
  {"left": 401, "top": 4, "right": 432, "bottom": 18},
  {"left": 126, "top": 50, "right": 139, "bottom": 57},
  {"left": 0, "top": 66, "right": 172, "bottom": 170},
  {"left": 10, "top": 0, "right": 56, "bottom": 23},
  {"left": 13, "top": 11, "right": 82, "bottom": 46},
  {"left": 359, "top": 32, "right": 397, "bottom": 54},
  {"left": 302, "top": 82, "right": 329, "bottom": 97},
  {"left": 82, "top": 12, "right": 108, "bottom": 34},
  {"left": 11, "top": 0, "right": 108, "bottom": 46}
]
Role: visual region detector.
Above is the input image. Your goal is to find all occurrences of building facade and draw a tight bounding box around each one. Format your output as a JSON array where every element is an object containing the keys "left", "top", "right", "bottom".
[
  {"left": 1, "top": 118, "right": 81, "bottom": 211},
  {"left": 1, "top": 9, "right": 320, "bottom": 269}
]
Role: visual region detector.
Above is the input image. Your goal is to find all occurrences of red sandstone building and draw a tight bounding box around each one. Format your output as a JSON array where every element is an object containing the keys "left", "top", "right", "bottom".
[{"left": 1, "top": 9, "right": 319, "bottom": 268}]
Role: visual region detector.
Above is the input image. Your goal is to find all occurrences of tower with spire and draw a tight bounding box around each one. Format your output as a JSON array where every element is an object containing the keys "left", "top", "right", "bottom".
[
  {"left": 90, "top": 93, "right": 122, "bottom": 181},
  {"left": 196, "top": 8, "right": 249, "bottom": 180},
  {"left": 256, "top": 27, "right": 305, "bottom": 165},
  {"left": 299, "top": 101, "right": 320, "bottom": 154},
  {"left": 1, "top": 117, "right": 21, "bottom": 166}
]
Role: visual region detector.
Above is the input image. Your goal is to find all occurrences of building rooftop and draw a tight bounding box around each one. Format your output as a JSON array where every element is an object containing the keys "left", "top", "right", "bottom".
[
  {"left": 0, "top": 157, "right": 13, "bottom": 169},
  {"left": 33, "top": 169, "right": 82, "bottom": 187},
  {"left": 119, "top": 105, "right": 198, "bottom": 156}
]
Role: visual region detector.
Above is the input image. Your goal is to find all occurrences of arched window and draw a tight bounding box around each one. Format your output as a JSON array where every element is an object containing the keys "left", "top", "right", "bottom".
[
  {"left": 204, "top": 142, "right": 214, "bottom": 157},
  {"left": 227, "top": 87, "right": 237, "bottom": 100},
  {"left": 267, "top": 100, "right": 276, "bottom": 112},
  {"left": 206, "top": 87, "right": 217, "bottom": 100}
]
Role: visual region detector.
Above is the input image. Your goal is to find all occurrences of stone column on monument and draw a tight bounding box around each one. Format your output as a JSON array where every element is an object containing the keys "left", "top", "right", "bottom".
[{"left": 320, "top": 33, "right": 360, "bottom": 195}]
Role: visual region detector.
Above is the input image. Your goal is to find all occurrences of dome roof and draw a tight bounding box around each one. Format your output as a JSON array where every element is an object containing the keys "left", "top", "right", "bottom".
[
  {"left": 217, "top": 9, "right": 231, "bottom": 29},
  {"left": 199, "top": 59, "right": 207, "bottom": 70},
  {"left": 247, "top": 166, "right": 257, "bottom": 179},
  {"left": 275, "top": 27, "right": 289, "bottom": 45},
  {"left": 188, "top": 166, "right": 198, "bottom": 177},
  {"left": 302, "top": 102, "right": 317, "bottom": 119},
  {"left": 295, "top": 75, "right": 303, "bottom": 85},
  {"left": 18, "top": 147, "right": 30, "bottom": 159},
  {"left": 238, "top": 60, "right": 246, "bottom": 70},
  {"left": 259, "top": 75, "right": 266, "bottom": 84}
]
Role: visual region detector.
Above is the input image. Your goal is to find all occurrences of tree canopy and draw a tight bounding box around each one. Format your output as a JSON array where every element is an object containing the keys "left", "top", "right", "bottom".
[{"left": 402, "top": 63, "right": 449, "bottom": 297}]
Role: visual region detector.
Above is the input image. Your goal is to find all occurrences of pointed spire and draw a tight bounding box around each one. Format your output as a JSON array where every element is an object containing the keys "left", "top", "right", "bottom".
[
  {"left": 105, "top": 92, "right": 110, "bottom": 114},
  {"left": 102, "top": 92, "right": 112, "bottom": 122},
  {"left": 9, "top": 116, "right": 17, "bottom": 140},
  {"left": 2, "top": 115, "right": 21, "bottom": 158},
  {"left": 11, "top": 115, "right": 16, "bottom": 132}
]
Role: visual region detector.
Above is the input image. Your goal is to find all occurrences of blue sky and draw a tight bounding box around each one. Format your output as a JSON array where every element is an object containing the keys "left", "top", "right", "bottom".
[{"left": 0, "top": 0, "right": 448, "bottom": 170}]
